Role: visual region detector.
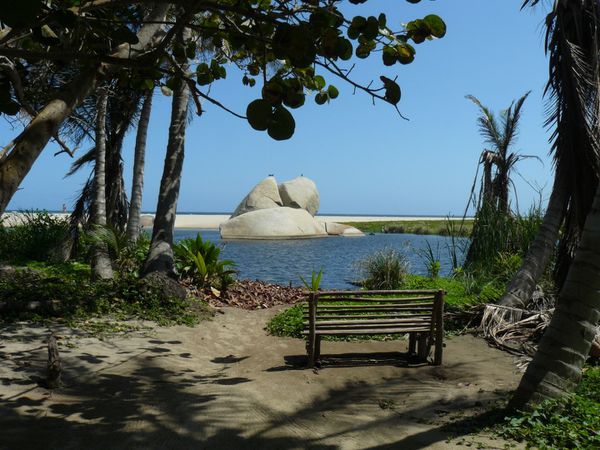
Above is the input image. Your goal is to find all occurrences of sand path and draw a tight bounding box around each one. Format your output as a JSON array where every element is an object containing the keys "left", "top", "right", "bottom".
[{"left": 0, "top": 308, "right": 522, "bottom": 449}]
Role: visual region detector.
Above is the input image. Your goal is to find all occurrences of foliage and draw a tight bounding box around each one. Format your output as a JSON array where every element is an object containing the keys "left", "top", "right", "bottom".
[
  {"left": 265, "top": 304, "right": 305, "bottom": 338},
  {"left": 299, "top": 269, "right": 323, "bottom": 292},
  {"left": 173, "top": 234, "right": 236, "bottom": 290},
  {"left": 0, "top": 263, "right": 210, "bottom": 327},
  {"left": 0, "top": 210, "right": 69, "bottom": 262},
  {"left": 0, "top": 1, "right": 445, "bottom": 142},
  {"left": 465, "top": 203, "right": 543, "bottom": 279},
  {"left": 356, "top": 248, "right": 409, "bottom": 290},
  {"left": 500, "top": 367, "right": 600, "bottom": 449},
  {"left": 344, "top": 220, "right": 473, "bottom": 236},
  {"left": 418, "top": 241, "right": 441, "bottom": 278}
]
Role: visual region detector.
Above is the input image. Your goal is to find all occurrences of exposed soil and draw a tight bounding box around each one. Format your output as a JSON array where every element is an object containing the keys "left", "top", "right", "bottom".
[{"left": 0, "top": 307, "right": 524, "bottom": 449}]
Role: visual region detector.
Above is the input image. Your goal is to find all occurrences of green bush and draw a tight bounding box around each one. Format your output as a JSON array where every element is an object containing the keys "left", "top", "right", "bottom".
[
  {"left": 356, "top": 248, "right": 409, "bottom": 290},
  {"left": 0, "top": 210, "right": 69, "bottom": 263},
  {"left": 0, "top": 264, "right": 209, "bottom": 326},
  {"left": 501, "top": 367, "right": 600, "bottom": 449},
  {"left": 173, "top": 234, "right": 236, "bottom": 290},
  {"left": 266, "top": 304, "right": 304, "bottom": 338}
]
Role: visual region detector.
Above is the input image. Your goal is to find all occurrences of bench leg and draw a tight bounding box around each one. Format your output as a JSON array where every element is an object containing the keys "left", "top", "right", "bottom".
[
  {"left": 408, "top": 333, "right": 416, "bottom": 355},
  {"left": 417, "top": 333, "right": 429, "bottom": 361}
]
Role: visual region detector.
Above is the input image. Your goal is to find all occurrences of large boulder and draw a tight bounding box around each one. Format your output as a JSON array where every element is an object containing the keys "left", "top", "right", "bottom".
[
  {"left": 220, "top": 207, "right": 327, "bottom": 239},
  {"left": 279, "top": 177, "right": 320, "bottom": 216},
  {"left": 322, "top": 222, "right": 364, "bottom": 237},
  {"left": 231, "top": 176, "right": 283, "bottom": 218}
]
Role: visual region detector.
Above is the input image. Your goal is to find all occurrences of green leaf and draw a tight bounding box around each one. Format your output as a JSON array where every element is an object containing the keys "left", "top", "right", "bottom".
[
  {"left": 268, "top": 105, "right": 295, "bottom": 141},
  {"left": 423, "top": 14, "right": 446, "bottom": 38},
  {"left": 380, "top": 76, "right": 401, "bottom": 105},
  {"left": 327, "top": 85, "right": 339, "bottom": 99},
  {"left": 313, "top": 75, "right": 326, "bottom": 90},
  {"left": 315, "top": 92, "right": 328, "bottom": 105},
  {"left": 246, "top": 99, "right": 272, "bottom": 131}
]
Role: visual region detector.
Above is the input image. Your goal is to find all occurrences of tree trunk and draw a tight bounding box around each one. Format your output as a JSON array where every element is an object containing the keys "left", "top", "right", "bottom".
[
  {"left": 126, "top": 90, "right": 153, "bottom": 242},
  {"left": 509, "top": 178, "right": 600, "bottom": 409},
  {"left": 91, "top": 89, "right": 114, "bottom": 280},
  {"left": 0, "top": 5, "right": 170, "bottom": 217},
  {"left": 498, "top": 169, "right": 568, "bottom": 307},
  {"left": 143, "top": 32, "right": 190, "bottom": 276}
]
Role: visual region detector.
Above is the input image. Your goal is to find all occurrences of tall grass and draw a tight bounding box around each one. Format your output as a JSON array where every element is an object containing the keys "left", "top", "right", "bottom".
[
  {"left": 465, "top": 203, "right": 543, "bottom": 278},
  {"left": 356, "top": 248, "right": 409, "bottom": 290}
]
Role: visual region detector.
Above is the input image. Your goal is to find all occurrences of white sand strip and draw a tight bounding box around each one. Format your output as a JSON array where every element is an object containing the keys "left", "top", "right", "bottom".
[{"left": 2, "top": 212, "right": 460, "bottom": 230}]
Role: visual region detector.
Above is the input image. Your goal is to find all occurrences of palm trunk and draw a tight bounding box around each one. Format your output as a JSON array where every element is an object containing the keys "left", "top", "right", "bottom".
[
  {"left": 510, "top": 178, "right": 600, "bottom": 409},
  {"left": 91, "top": 89, "right": 114, "bottom": 280},
  {"left": 143, "top": 34, "right": 190, "bottom": 276},
  {"left": 498, "top": 169, "right": 568, "bottom": 307},
  {"left": 126, "top": 90, "right": 153, "bottom": 242},
  {"left": 0, "top": 5, "right": 169, "bottom": 217}
]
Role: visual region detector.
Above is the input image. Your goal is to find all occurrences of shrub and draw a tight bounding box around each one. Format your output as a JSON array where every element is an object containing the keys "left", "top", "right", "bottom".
[
  {"left": 0, "top": 210, "right": 69, "bottom": 262},
  {"left": 356, "top": 248, "right": 409, "bottom": 290},
  {"left": 500, "top": 367, "right": 600, "bottom": 449},
  {"left": 0, "top": 264, "right": 209, "bottom": 326},
  {"left": 173, "top": 234, "right": 237, "bottom": 290}
]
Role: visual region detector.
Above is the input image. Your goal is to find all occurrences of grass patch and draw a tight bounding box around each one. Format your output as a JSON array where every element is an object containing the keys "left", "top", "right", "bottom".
[
  {"left": 343, "top": 220, "right": 473, "bottom": 236},
  {"left": 0, "top": 262, "right": 212, "bottom": 328},
  {"left": 499, "top": 367, "right": 600, "bottom": 449},
  {"left": 266, "top": 274, "right": 502, "bottom": 339}
]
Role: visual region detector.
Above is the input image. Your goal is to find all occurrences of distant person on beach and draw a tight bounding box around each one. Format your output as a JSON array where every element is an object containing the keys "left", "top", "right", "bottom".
[{"left": 62, "top": 204, "right": 67, "bottom": 213}]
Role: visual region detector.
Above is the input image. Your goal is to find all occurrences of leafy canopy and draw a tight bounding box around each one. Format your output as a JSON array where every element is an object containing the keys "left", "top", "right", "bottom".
[{"left": 0, "top": 1, "right": 446, "bottom": 139}]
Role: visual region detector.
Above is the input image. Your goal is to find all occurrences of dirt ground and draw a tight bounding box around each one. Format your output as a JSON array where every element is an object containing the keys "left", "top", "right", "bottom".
[{"left": 0, "top": 307, "right": 523, "bottom": 450}]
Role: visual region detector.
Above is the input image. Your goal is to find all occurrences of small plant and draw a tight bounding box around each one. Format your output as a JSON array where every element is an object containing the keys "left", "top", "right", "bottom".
[
  {"left": 419, "top": 241, "right": 442, "bottom": 278},
  {"left": 299, "top": 269, "right": 323, "bottom": 292},
  {"left": 356, "top": 248, "right": 409, "bottom": 290},
  {"left": 173, "top": 234, "right": 237, "bottom": 290}
]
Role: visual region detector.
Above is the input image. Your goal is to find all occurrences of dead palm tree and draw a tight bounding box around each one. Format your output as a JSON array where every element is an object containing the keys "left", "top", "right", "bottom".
[
  {"left": 466, "top": 92, "right": 532, "bottom": 213},
  {"left": 509, "top": 0, "right": 600, "bottom": 408}
]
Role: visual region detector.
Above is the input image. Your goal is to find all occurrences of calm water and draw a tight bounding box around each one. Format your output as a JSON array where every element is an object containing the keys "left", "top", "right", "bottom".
[{"left": 173, "top": 229, "right": 468, "bottom": 289}]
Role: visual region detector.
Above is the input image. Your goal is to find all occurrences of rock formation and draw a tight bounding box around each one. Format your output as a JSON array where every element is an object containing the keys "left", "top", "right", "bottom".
[
  {"left": 220, "top": 176, "right": 364, "bottom": 239},
  {"left": 231, "top": 176, "right": 283, "bottom": 218}
]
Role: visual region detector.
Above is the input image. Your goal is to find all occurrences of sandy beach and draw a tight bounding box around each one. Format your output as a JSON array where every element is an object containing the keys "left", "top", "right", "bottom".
[
  {"left": 0, "top": 307, "right": 522, "bottom": 449},
  {"left": 3, "top": 212, "right": 457, "bottom": 230}
]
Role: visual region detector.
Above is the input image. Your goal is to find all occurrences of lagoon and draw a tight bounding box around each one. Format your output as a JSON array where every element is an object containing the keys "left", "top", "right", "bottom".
[{"left": 174, "top": 229, "right": 468, "bottom": 289}]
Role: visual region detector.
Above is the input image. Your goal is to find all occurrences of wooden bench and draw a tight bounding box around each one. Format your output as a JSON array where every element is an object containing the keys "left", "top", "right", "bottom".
[{"left": 302, "top": 289, "right": 444, "bottom": 368}]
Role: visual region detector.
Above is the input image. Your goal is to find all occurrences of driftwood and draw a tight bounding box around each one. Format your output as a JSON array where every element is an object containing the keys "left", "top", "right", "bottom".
[{"left": 46, "top": 333, "right": 62, "bottom": 389}]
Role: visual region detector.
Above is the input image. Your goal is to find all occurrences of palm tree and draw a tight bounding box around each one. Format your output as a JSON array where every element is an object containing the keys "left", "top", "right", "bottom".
[
  {"left": 508, "top": 0, "right": 600, "bottom": 407},
  {"left": 126, "top": 90, "right": 153, "bottom": 242},
  {"left": 90, "top": 88, "right": 114, "bottom": 280},
  {"left": 143, "top": 29, "right": 191, "bottom": 277},
  {"left": 510, "top": 174, "right": 600, "bottom": 408},
  {"left": 500, "top": 0, "right": 600, "bottom": 308}
]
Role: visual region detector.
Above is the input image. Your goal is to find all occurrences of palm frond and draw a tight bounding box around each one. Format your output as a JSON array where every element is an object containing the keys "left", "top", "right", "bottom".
[{"left": 466, "top": 94, "right": 504, "bottom": 151}]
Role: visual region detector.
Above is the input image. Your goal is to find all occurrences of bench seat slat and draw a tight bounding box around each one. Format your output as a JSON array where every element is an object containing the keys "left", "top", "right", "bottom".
[
  {"left": 303, "top": 313, "right": 433, "bottom": 320},
  {"left": 304, "top": 318, "right": 431, "bottom": 326},
  {"left": 302, "top": 326, "right": 431, "bottom": 335},
  {"left": 316, "top": 296, "right": 435, "bottom": 303},
  {"left": 315, "top": 290, "right": 439, "bottom": 296},
  {"left": 303, "top": 303, "right": 433, "bottom": 310}
]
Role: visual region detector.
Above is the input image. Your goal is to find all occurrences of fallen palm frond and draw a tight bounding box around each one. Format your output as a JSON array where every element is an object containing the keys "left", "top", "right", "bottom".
[{"left": 481, "top": 288, "right": 555, "bottom": 361}]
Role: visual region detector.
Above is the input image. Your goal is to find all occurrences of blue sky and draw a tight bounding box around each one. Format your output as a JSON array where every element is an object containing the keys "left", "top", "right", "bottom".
[{"left": 4, "top": 0, "right": 552, "bottom": 216}]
